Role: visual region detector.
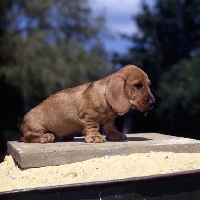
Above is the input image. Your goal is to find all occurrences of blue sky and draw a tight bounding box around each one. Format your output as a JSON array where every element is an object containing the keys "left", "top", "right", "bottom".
[{"left": 90, "top": 0, "right": 155, "bottom": 54}]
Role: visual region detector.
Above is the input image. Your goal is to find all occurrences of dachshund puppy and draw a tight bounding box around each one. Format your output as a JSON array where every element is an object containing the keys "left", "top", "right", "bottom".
[{"left": 20, "top": 65, "right": 155, "bottom": 143}]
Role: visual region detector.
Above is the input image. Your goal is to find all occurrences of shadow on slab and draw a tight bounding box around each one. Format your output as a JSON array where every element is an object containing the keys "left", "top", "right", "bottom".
[{"left": 127, "top": 137, "right": 153, "bottom": 141}]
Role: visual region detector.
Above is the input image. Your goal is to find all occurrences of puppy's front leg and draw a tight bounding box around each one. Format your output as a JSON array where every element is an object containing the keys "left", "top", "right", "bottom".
[
  {"left": 103, "top": 119, "right": 127, "bottom": 141},
  {"left": 79, "top": 109, "right": 106, "bottom": 143}
]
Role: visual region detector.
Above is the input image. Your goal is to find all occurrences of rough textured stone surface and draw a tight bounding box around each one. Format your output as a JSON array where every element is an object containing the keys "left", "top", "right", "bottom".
[{"left": 7, "top": 133, "right": 200, "bottom": 168}]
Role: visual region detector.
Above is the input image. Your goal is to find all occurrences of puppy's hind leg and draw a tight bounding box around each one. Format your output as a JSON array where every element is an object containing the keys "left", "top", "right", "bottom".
[
  {"left": 20, "top": 123, "right": 55, "bottom": 143},
  {"left": 20, "top": 131, "right": 55, "bottom": 143}
]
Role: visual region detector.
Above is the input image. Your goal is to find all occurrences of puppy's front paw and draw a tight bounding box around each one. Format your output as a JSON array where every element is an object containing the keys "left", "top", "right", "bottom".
[
  {"left": 106, "top": 132, "right": 127, "bottom": 141},
  {"left": 85, "top": 133, "right": 106, "bottom": 143}
]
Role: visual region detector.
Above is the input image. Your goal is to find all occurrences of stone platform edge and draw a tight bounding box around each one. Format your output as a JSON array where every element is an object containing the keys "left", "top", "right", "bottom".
[{"left": 7, "top": 133, "right": 200, "bottom": 169}]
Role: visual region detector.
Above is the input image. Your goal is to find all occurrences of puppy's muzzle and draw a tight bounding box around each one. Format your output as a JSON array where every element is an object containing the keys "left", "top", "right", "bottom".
[{"left": 148, "top": 99, "right": 155, "bottom": 109}]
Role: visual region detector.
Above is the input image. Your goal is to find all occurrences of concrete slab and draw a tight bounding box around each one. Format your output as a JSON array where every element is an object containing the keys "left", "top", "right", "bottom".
[{"left": 7, "top": 133, "right": 200, "bottom": 169}]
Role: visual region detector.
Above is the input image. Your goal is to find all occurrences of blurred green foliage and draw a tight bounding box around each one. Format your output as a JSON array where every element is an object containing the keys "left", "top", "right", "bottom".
[
  {"left": 158, "top": 50, "right": 200, "bottom": 137},
  {"left": 121, "top": 0, "right": 200, "bottom": 78}
]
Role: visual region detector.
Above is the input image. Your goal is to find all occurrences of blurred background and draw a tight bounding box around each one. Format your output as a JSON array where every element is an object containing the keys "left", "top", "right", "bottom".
[{"left": 1, "top": 0, "right": 200, "bottom": 161}]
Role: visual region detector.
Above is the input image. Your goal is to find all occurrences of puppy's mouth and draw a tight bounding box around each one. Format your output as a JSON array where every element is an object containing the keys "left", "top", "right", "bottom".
[{"left": 130, "top": 100, "right": 149, "bottom": 116}]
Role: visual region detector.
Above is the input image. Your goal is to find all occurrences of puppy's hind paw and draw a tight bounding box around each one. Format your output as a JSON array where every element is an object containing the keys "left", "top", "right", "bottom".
[
  {"left": 38, "top": 133, "right": 55, "bottom": 143},
  {"left": 85, "top": 133, "right": 106, "bottom": 143}
]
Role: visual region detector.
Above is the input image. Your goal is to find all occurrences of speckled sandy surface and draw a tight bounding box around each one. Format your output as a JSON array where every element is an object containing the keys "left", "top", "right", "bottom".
[{"left": 1, "top": 152, "right": 200, "bottom": 192}]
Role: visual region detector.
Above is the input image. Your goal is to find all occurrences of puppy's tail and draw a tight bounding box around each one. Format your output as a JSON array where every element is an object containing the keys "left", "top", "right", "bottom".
[
  {"left": 18, "top": 137, "right": 24, "bottom": 142},
  {"left": 18, "top": 124, "right": 24, "bottom": 142}
]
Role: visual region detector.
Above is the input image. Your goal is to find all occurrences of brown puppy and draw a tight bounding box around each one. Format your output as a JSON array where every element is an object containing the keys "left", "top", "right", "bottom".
[{"left": 20, "top": 65, "right": 155, "bottom": 143}]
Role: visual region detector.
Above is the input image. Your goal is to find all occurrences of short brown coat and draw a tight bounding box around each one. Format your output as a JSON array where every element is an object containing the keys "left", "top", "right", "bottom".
[{"left": 20, "top": 65, "right": 155, "bottom": 143}]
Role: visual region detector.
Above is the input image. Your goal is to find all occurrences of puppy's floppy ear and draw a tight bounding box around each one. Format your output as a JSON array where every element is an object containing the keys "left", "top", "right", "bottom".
[{"left": 106, "top": 74, "right": 130, "bottom": 115}]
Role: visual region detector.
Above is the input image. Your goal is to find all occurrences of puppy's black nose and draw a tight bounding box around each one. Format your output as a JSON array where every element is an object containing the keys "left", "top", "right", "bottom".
[{"left": 148, "top": 99, "right": 155, "bottom": 108}]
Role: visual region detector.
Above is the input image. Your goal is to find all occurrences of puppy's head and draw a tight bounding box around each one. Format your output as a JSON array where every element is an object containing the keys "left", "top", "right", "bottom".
[{"left": 106, "top": 65, "right": 155, "bottom": 116}]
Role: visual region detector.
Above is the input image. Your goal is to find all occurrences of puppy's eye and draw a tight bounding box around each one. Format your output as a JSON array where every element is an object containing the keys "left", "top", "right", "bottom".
[{"left": 134, "top": 83, "right": 143, "bottom": 89}]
